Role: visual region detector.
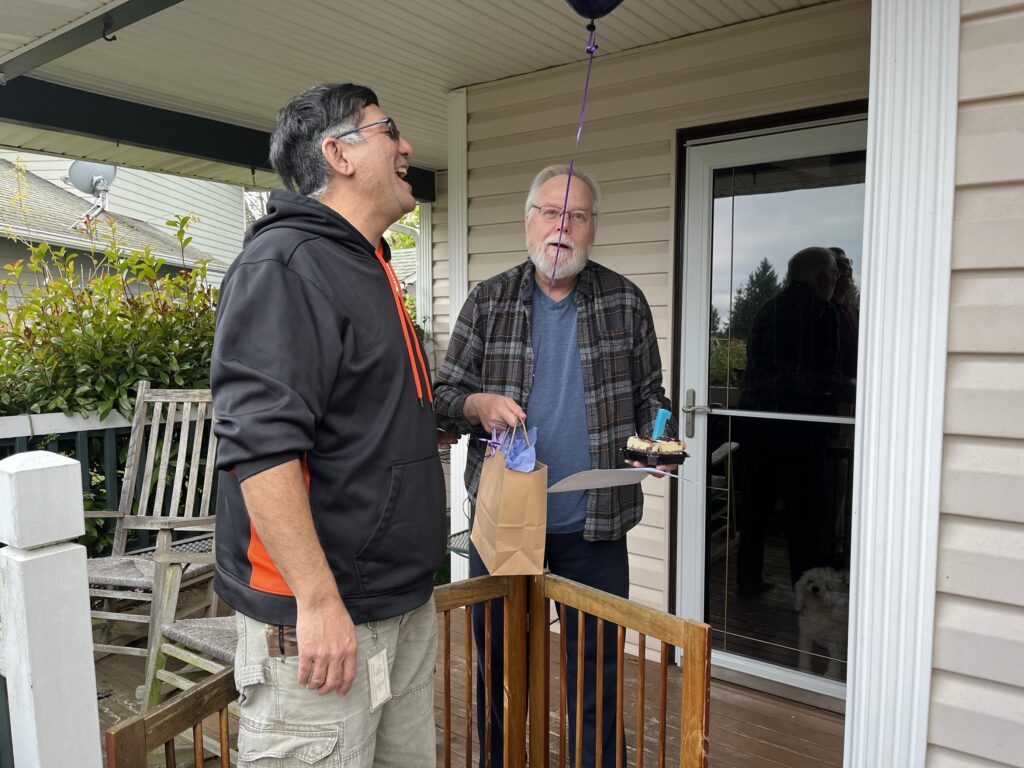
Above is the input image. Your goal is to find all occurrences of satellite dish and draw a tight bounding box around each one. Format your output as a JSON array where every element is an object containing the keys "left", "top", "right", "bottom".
[
  {"left": 68, "top": 160, "right": 117, "bottom": 196},
  {"left": 67, "top": 160, "right": 117, "bottom": 227}
]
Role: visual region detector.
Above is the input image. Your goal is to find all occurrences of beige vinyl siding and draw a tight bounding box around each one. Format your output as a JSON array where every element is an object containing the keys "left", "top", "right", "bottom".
[
  {"left": 436, "top": 0, "right": 870, "bottom": 609},
  {"left": 928, "top": 2, "right": 1024, "bottom": 766}
]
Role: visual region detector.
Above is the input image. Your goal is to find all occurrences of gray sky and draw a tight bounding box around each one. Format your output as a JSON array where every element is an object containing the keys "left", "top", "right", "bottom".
[{"left": 710, "top": 184, "right": 865, "bottom": 322}]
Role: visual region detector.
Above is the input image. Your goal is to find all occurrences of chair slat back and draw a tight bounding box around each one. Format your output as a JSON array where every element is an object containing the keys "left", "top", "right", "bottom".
[
  {"left": 136, "top": 400, "right": 163, "bottom": 519},
  {"left": 112, "top": 381, "right": 216, "bottom": 555},
  {"left": 183, "top": 400, "right": 207, "bottom": 517},
  {"left": 200, "top": 422, "right": 219, "bottom": 518},
  {"left": 168, "top": 400, "right": 191, "bottom": 516},
  {"left": 153, "top": 400, "right": 177, "bottom": 514}
]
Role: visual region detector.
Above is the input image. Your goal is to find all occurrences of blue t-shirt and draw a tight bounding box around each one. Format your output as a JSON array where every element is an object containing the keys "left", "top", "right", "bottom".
[{"left": 528, "top": 283, "right": 590, "bottom": 533}]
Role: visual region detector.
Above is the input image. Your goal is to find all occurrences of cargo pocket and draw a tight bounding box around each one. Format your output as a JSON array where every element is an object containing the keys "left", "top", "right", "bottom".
[
  {"left": 235, "top": 660, "right": 288, "bottom": 723},
  {"left": 237, "top": 720, "right": 342, "bottom": 767},
  {"left": 236, "top": 663, "right": 267, "bottom": 691}
]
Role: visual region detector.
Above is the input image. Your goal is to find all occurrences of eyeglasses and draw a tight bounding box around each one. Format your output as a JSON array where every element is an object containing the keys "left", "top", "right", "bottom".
[
  {"left": 333, "top": 116, "right": 400, "bottom": 142},
  {"left": 530, "top": 205, "right": 595, "bottom": 226}
]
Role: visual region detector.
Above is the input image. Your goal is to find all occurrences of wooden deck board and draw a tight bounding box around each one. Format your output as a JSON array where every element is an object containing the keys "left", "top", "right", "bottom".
[{"left": 96, "top": 609, "right": 843, "bottom": 767}]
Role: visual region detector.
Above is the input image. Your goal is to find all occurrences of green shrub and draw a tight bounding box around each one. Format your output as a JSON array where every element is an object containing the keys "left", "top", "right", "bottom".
[
  {"left": 0, "top": 215, "right": 217, "bottom": 420},
  {"left": 709, "top": 337, "right": 747, "bottom": 389},
  {"left": 404, "top": 292, "right": 425, "bottom": 342}
]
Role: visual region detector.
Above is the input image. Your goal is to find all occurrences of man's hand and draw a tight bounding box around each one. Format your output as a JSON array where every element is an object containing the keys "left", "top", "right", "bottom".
[
  {"left": 239, "top": 460, "right": 358, "bottom": 695},
  {"left": 437, "top": 429, "right": 461, "bottom": 449},
  {"left": 464, "top": 393, "right": 526, "bottom": 432},
  {"left": 296, "top": 593, "right": 358, "bottom": 695}
]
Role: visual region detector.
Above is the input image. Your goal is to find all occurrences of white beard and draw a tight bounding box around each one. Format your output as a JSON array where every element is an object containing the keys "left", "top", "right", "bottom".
[{"left": 526, "top": 235, "right": 589, "bottom": 280}]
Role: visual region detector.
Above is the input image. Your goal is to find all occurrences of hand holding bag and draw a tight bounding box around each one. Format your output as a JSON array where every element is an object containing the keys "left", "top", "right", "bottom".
[{"left": 470, "top": 420, "right": 548, "bottom": 575}]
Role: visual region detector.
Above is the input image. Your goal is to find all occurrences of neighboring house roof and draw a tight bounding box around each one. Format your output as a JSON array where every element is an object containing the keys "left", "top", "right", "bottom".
[
  {"left": 390, "top": 248, "right": 417, "bottom": 288},
  {"left": 0, "top": 158, "right": 211, "bottom": 266}
]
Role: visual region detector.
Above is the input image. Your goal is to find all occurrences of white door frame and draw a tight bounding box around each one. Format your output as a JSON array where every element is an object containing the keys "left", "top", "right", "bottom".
[{"left": 677, "top": 119, "right": 867, "bottom": 701}]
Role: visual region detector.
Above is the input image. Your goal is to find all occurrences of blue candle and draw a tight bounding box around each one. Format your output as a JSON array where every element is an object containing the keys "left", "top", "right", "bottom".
[{"left": 651, "top": 408, "right": 671, "bottom": 440}]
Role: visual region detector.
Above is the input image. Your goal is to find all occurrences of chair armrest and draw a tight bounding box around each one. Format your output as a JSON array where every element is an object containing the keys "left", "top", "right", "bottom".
[
  {"left": 154, "top": 551, "right": 215, "bottom": 566},
  {"left": 84, "top": 509, "right": 124, "bottom": 519},
  {"left": 122, "top": 515, "right": 217, "bottom": 530}
]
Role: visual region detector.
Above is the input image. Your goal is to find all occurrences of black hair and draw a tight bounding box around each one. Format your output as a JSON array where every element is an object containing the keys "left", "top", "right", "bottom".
[{"left": 269, "top": 83, "right": 379, "bottom": 196}]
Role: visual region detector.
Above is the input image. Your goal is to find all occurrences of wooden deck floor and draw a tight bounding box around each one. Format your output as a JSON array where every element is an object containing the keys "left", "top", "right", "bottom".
[{"left": 97, "top": 617, "right": 843, "bottom": 767}]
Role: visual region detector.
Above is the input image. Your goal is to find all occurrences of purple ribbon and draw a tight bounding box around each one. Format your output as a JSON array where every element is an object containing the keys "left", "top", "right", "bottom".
[
  {"left": 479, "top": 427, "right": 507, "bottom": 457},
  {"left": 550, "top": 23, "right": 598, "bottom": 283}
]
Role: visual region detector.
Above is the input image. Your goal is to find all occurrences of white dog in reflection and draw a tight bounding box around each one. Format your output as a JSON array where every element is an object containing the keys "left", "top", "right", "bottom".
[{"left": 794, "top": 567, "right": 849, "bottom": 679}]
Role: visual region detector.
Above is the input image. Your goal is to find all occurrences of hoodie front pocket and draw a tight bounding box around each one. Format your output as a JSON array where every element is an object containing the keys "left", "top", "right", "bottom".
[{"left": 354, "top": 455, "right": 446, "bottom": 595}]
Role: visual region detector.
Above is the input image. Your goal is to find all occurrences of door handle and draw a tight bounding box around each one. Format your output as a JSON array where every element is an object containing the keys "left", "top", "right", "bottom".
[
  {"left": 683, "top": 389, "right": 722, "bottom": 438},
  {"left": 680, "top": 404, "right": 716, "bottom": 414}
]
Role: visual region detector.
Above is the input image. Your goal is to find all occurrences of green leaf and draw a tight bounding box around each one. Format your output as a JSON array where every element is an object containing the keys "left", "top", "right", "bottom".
[{"left": 0, "top": 213, "right": 216, "bottom": 418}]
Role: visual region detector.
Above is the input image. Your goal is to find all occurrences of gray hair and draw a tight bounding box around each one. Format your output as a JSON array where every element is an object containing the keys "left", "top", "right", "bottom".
[
  {"left": 269, "top": 83, "right": 379, "bottom": 199},
  {"left": 524, "top": 164, "right": 602, "bottom": 218}
]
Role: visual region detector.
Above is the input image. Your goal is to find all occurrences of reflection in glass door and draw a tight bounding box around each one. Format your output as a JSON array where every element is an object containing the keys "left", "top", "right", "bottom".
[{"left": 679, "top": 121, "right": 866, "bottom": 693}]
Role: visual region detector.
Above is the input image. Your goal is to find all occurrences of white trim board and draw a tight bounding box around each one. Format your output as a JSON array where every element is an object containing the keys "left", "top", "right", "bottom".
[
  {"left": 713, "top": 650, "right": 846, "bottom": 704},
  {"left": 415, "top": 202, "right": 434, "bottom": 372},
  {"left": 844, "top": 1, "right": 959, "bottom": 765},
  {"left": 447, "top": 87, "right": 470, "bottom": 583}
]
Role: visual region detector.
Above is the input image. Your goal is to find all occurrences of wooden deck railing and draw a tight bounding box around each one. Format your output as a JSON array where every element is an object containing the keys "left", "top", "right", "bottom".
[
  {"left": 534, "top": 574, "right": 711, "bottom": 768},
  {"left": 104, "top": 574, "right": 710, "bottom": 767},
  {"left": 434, "top": 574, "right": 521, "bottom": 767},
  {"left": 105, "top": 666, "right": 236, "bottom": 767}
]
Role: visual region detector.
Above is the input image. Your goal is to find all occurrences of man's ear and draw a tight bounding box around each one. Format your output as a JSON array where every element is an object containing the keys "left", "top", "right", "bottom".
[{"left": 321, "top": 136, "right": 357, "bottom": 179}]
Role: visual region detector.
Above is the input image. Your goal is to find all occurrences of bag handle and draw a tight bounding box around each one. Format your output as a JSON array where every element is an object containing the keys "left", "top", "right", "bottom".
[
  {"left": 504, "top": 418, "right": 530, "bottom": 450},
  {"left": 485, "top": 419, "right": 530, "bottom": 457}
]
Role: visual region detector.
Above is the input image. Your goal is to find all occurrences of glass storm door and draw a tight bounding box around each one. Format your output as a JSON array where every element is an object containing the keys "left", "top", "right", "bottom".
[{"left": 677, "top": 120, "right": 866, "bottom": 697}]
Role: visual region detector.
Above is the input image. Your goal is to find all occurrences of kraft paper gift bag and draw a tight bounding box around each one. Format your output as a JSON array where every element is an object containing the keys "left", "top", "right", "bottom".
[{"left": 470, "top": 424, "right": 548, "bottom": 576}]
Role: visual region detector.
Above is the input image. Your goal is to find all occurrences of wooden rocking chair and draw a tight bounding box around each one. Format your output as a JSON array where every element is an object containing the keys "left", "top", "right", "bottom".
[{"left": 87, "top": 381, "right": 218, "bottom": 697}]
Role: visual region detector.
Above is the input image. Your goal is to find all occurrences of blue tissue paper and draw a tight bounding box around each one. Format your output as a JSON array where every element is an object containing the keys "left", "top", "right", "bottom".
[{"left": 501, "top": 425, "right": 538, "bottom": 472}]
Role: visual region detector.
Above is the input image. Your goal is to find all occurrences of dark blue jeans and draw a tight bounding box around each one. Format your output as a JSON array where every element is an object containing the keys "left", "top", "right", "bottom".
[{"left": 470, "top": 530, "right": 629, "bottom": 768}]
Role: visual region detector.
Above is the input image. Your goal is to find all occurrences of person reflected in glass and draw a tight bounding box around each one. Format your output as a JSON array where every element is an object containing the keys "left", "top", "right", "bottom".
[
  {"left": 827, "top": 247, "right": 858, "bottom": 566},
  {"left": 828, "top": 246, "right": 859, "bottom": 409},
  {"left": 736, "top": 247, "right": 851, "bottom": 595}
]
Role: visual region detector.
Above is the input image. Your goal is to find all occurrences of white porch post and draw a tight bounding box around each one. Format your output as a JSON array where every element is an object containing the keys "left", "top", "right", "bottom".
[
  {"left": 415, "top": 202, "right": 434, "bottom": 370},
  {"left": 448, "top": 87, "right": 470, "bottom": 582},
  {"left": 0, "top": 451, "right": 102, "bottom": 768},
  {"left": 845, "top": 1, "right": 959, "bottom": 766}
]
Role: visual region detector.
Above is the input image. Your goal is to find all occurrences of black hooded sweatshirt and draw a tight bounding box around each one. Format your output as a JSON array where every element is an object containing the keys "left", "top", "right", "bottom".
[{"left": 211, "top": 189, "right": 446, "bottom": 627}]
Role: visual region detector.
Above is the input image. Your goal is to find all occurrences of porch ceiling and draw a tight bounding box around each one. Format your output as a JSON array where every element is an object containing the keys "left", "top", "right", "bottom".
[{"left": 0, "top": 0, "right": 839, "bottom": 185}]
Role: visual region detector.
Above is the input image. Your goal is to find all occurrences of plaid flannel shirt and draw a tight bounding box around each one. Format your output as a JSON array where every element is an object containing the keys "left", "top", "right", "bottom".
[{"left": 433, "top": 259, "right": 676, "bottom": 541}]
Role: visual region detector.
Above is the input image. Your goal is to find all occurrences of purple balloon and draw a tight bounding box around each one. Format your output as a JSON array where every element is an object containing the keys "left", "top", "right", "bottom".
[{"left": 565, "top": 0, "right": 626, "bottom": 20}]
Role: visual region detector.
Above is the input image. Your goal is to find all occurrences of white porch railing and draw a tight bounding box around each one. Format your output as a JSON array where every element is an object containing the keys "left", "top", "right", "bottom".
[
  {"left": 0, "top": 411, "right": 132, "bottom": 512},
  {"left": 0, "top": 451, "right": 102, "bottom": 768}
]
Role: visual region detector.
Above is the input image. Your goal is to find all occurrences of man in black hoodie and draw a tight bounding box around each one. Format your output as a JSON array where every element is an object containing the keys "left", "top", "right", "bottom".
[{"left": 211, "top": 84, "right": 447, "bottom": 766}]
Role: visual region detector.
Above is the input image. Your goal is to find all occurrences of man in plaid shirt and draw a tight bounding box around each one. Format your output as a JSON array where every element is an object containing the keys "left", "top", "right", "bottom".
[{"left": 434, "top": 164, "right": 677, "bottom": 767}]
